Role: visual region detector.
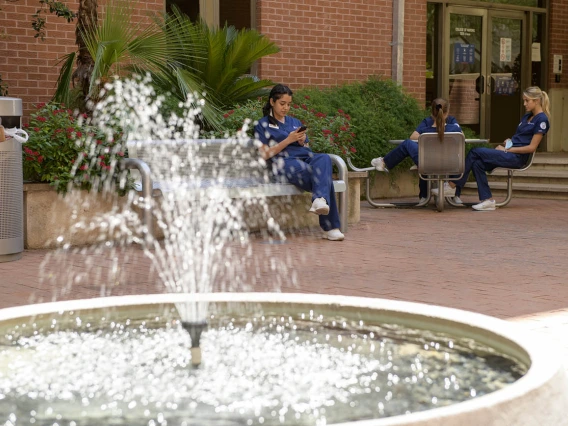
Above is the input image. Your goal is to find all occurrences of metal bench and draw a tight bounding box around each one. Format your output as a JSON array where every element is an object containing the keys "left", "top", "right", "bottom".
[
  {"left": 449, "top": 150, "right": 536, "bottom": 208},
  {"left": 121, "top": 139, "right": 349, "bottom": 238}
]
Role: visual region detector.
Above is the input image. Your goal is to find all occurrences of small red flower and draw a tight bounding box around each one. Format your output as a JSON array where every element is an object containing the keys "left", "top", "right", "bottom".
[
  {"left": 37, "top": 116, "right": 47, "bottom": 122},
  {"left": 350, "top": 147, "right": 357, "bottom": 153},
  {"left": 340, "top": 126, "right": 347, "bottom": 131},
  {"left": 36, "top": 102, "right": 46, "bottom": 109},
  {"left": 301, "top": 104, "right": 307, "bottom": 110},
  {"left": 80, "top": 165, "right": 88, "bottom": 171},
  {"left": 33, "top": 127, "right": 40, "bottom": 132},
  {"left": 117, "top": 151, "right": 124, "bottom": 157},
  {"left": 304, "top": 95, "right": 310, "bottom": 100},
  {"left": 337, "top": 109, "right": 344, "bottom": 114},
  {"left": 76, "top": 131, "right": 82, "bottom": 138},
  {"left": 293, "top": 104, "right": 299, "bottom": 109},
  {"left": 37, "top": 155, "right": 44, "bottom": 163},
  {"left": 223, "top": 113, "right": 230, "bottom": 119},
  {"left": 322, "top": 129, "right": 332, "bottom": 135}
]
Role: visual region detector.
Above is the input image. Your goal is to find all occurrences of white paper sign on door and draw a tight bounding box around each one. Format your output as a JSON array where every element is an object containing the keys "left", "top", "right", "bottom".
[
  {"left": 500, "top": 38, "right": 512, "bottom": 62},
  {"left": 532, "top": 43, "right": 541, "bottom": 62}
]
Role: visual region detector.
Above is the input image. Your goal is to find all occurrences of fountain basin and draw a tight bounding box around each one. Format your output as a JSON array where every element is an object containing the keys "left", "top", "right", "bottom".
[{"left": 0, "top": 293, "right": 566, "bottom": 425}]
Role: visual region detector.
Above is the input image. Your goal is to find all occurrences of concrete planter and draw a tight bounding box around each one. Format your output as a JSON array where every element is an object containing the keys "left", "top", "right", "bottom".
[
  {"left": 1, "top": 293, "right": 566, "bottom": 425},
  {"left": 23, "top": 174, "right": 365, "bottom": 249},
  {"left": 366, "top": 170, "right": 421, "bottom": 200},
  {"left": 24, "top": 183, "right": 129, "bottom": 249}
]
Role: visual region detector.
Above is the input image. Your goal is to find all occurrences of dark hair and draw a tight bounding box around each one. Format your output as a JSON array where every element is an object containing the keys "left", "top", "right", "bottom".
[
  {"left": 263, "top": 84, "right": 293, "bottom": 123},
  {"left": 431, "top": 98, "right": 449, "bottom": 142}
]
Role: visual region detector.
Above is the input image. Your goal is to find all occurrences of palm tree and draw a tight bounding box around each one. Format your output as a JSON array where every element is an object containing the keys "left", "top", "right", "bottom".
[
  {"left": 72, "top": 0, "right": 98, "bottom": 96},
  {"left": 53, "top": 3, "right": 280, "bottom": 129},
  {"left": 153, "top": 7, "right": 280, "bottom": 112}
]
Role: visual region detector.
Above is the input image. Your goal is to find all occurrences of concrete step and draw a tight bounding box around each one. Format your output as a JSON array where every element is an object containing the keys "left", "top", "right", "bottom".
[
  {"left": 489, "top": 169, "right": 568, "bottom": 179},
  {"left": 463, "top": 181, "right": 568, "bottom": 200}
]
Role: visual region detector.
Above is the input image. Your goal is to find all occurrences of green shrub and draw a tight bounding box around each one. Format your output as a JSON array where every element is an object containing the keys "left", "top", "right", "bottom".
[
  {"left": 23, "top": 102, "right": 129, "bottom": 193},
  {"left": 294, "top": 76, "right": 426, "bottom": 168},
  {"left": 207, "top": 98, "right": 356, "bottom": 158}
]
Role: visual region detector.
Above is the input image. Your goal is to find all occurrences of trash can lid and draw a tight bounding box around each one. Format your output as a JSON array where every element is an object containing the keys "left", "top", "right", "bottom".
[{"left": 0, "top": 97, "right": 23, "bottom": 116}]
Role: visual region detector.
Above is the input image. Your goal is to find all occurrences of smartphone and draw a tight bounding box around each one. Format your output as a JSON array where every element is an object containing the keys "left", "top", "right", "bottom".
[{"left": 298, "top": 125, "right": 307, "bottom": 132}]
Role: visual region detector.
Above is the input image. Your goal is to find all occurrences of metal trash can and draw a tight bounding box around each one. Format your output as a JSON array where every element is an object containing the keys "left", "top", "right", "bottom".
[{"left": 0, "top": 97, "right": 24, "bottom": 262}]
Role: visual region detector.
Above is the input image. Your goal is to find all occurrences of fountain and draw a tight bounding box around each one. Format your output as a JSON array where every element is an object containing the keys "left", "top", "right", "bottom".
[{"left": 1, "top": 76, "right": 566, "bottom": 425}]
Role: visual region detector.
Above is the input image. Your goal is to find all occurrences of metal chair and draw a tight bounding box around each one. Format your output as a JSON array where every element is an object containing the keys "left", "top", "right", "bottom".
[
  {"left": 347, "top": 134, "right": 467, "bottom": 210},
  {"left": 447, "top": 151, "right": 536, "bottom": 208},
  {"left": 418, "top": 132, "right": 465, "bottom": 212}
]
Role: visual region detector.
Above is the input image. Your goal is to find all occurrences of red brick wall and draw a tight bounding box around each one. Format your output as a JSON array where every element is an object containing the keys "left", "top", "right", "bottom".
[
  {"left": 255, "top": 0, "right": 425, "bottom": 105},
  {"left": 548, "top": 0, "right": 568, "bottom": 90},
  {"left": 0, "top": 0, "right": 164, "bottom": 118}
]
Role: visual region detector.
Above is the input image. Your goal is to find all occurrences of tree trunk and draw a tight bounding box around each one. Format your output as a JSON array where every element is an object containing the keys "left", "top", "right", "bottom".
[{"left": 72, "top": 0, "right": 98, "bottom": 95}]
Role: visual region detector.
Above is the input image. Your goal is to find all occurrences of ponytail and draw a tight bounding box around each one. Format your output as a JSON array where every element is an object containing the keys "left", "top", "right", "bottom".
[
  {"left": 431, "top": 98, "right": 449, "bottom": 142},
  {"left": 541, "top": 91, "right": 551, "bottom": 119}
]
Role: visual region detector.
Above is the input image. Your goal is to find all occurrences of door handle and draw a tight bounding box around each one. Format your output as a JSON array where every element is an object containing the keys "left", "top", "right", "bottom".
[{"left": 475, "top": 75, "right": 485, "bottom": 95}]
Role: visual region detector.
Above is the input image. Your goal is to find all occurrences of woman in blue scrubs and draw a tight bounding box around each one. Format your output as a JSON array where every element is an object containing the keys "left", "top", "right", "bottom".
[
  {"left": 371, "top": 98, "right": 463, "bottom": 204},
  {"left": 254, "top": 84, "right": 344, "bottom": 241},
  {"left": 438, "top": 86, "right": 550, "bottom": 211}
]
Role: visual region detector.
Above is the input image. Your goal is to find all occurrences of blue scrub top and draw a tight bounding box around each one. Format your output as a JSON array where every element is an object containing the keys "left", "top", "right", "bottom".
[
  {"left": 511, "top": 112, "right": 550, "bottom": 147},
  {"left": 254, "top": 115, "right": 312, "bottom": 159},
  {"left": 415, "top": 116, "right": 459, "bottom": 134}
]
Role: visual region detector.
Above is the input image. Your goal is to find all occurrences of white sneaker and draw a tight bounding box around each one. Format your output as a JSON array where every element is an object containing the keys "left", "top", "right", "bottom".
[
  {"left": 322, "top": 228, "right": 344, "bottom": 241},
  {"left": 409, "top": 164, "right": 418, "bottom": 171},
  {"left": 309, "top": 197, "right": 330, "bottom": 215},
  {"left": 453, "top": 196, "right": 463, "bottom": 205},
  {"left": 431, "top": 182, "right": 456, "bottom": 197},
  {"left": 472, "top": 199, "right": 496, "bottom": 211},
  {"left": 417, "top": 197, "right": 428, "bottom": 205},
  {"left": 371, "top": 157, "right": 388, "bottom": 172}
]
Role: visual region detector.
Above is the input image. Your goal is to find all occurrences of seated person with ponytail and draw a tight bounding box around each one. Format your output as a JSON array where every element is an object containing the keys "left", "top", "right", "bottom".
[
  {"left": 433, "top": 86, "right": 550, "bottom": 211},
  {"left": 371, "top": 98, "right": 463, "bottom": 204},
  {"left": 254, "top": 84, "right": 344, "bottom": 241}
]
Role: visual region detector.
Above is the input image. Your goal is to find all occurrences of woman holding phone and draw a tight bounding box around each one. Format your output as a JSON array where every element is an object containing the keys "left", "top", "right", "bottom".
[{"left": 254, "top": 84, "right": 344, "bottom": 241}]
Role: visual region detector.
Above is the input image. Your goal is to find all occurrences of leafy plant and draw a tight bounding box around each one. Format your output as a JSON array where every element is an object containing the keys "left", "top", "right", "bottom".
[
  {"left": 295, "top": 77, "right": 426, "bottom": 167},
  {"left": 32, "top": 0, "right": 76, "bottom": 40},
  {"left": 54, "top": 2, "right": 200, "bottom": 105},
  {"left": 23, "top": 102, "right": 129, "bottom": 193},
  {"left": 151, "top": 7, "right": 279, "bottom": 129}
]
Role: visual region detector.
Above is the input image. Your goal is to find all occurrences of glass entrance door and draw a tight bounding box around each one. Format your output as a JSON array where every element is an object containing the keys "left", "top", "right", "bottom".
[{"left": 444, "top": 7, "right": 526, "bottom": 142}]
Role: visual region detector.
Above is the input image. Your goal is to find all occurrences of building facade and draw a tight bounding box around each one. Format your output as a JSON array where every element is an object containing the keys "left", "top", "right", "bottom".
[{"left": 1, "top": 0, "right": 567, "bottom": 150}]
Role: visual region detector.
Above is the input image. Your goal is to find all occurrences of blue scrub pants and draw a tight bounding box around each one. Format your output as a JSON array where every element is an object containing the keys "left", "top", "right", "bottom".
[
  {"left": 274, "top": 153, "right": 341, "bottom": 231},
  {"left": 383, "top": 139, "right": 427, "bottom": 199},
  {"left": 452, "top": 148, "right": 527, "bottom": 200}
]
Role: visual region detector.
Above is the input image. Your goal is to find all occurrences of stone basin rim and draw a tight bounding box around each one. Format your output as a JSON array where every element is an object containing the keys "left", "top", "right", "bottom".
[{"left": 0, "top": 292, "right": 565, "bottom": 426}]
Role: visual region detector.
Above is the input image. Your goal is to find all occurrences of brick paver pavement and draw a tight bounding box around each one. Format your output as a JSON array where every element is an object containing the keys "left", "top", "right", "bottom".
[{"left": 1, "top": 198, "right": 567, "bottom": 316}]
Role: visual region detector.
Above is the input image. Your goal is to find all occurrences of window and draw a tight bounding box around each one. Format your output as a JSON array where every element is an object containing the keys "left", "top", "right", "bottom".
[{"left": 165, "top": 0, "right": 252, "bottom": 28}]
